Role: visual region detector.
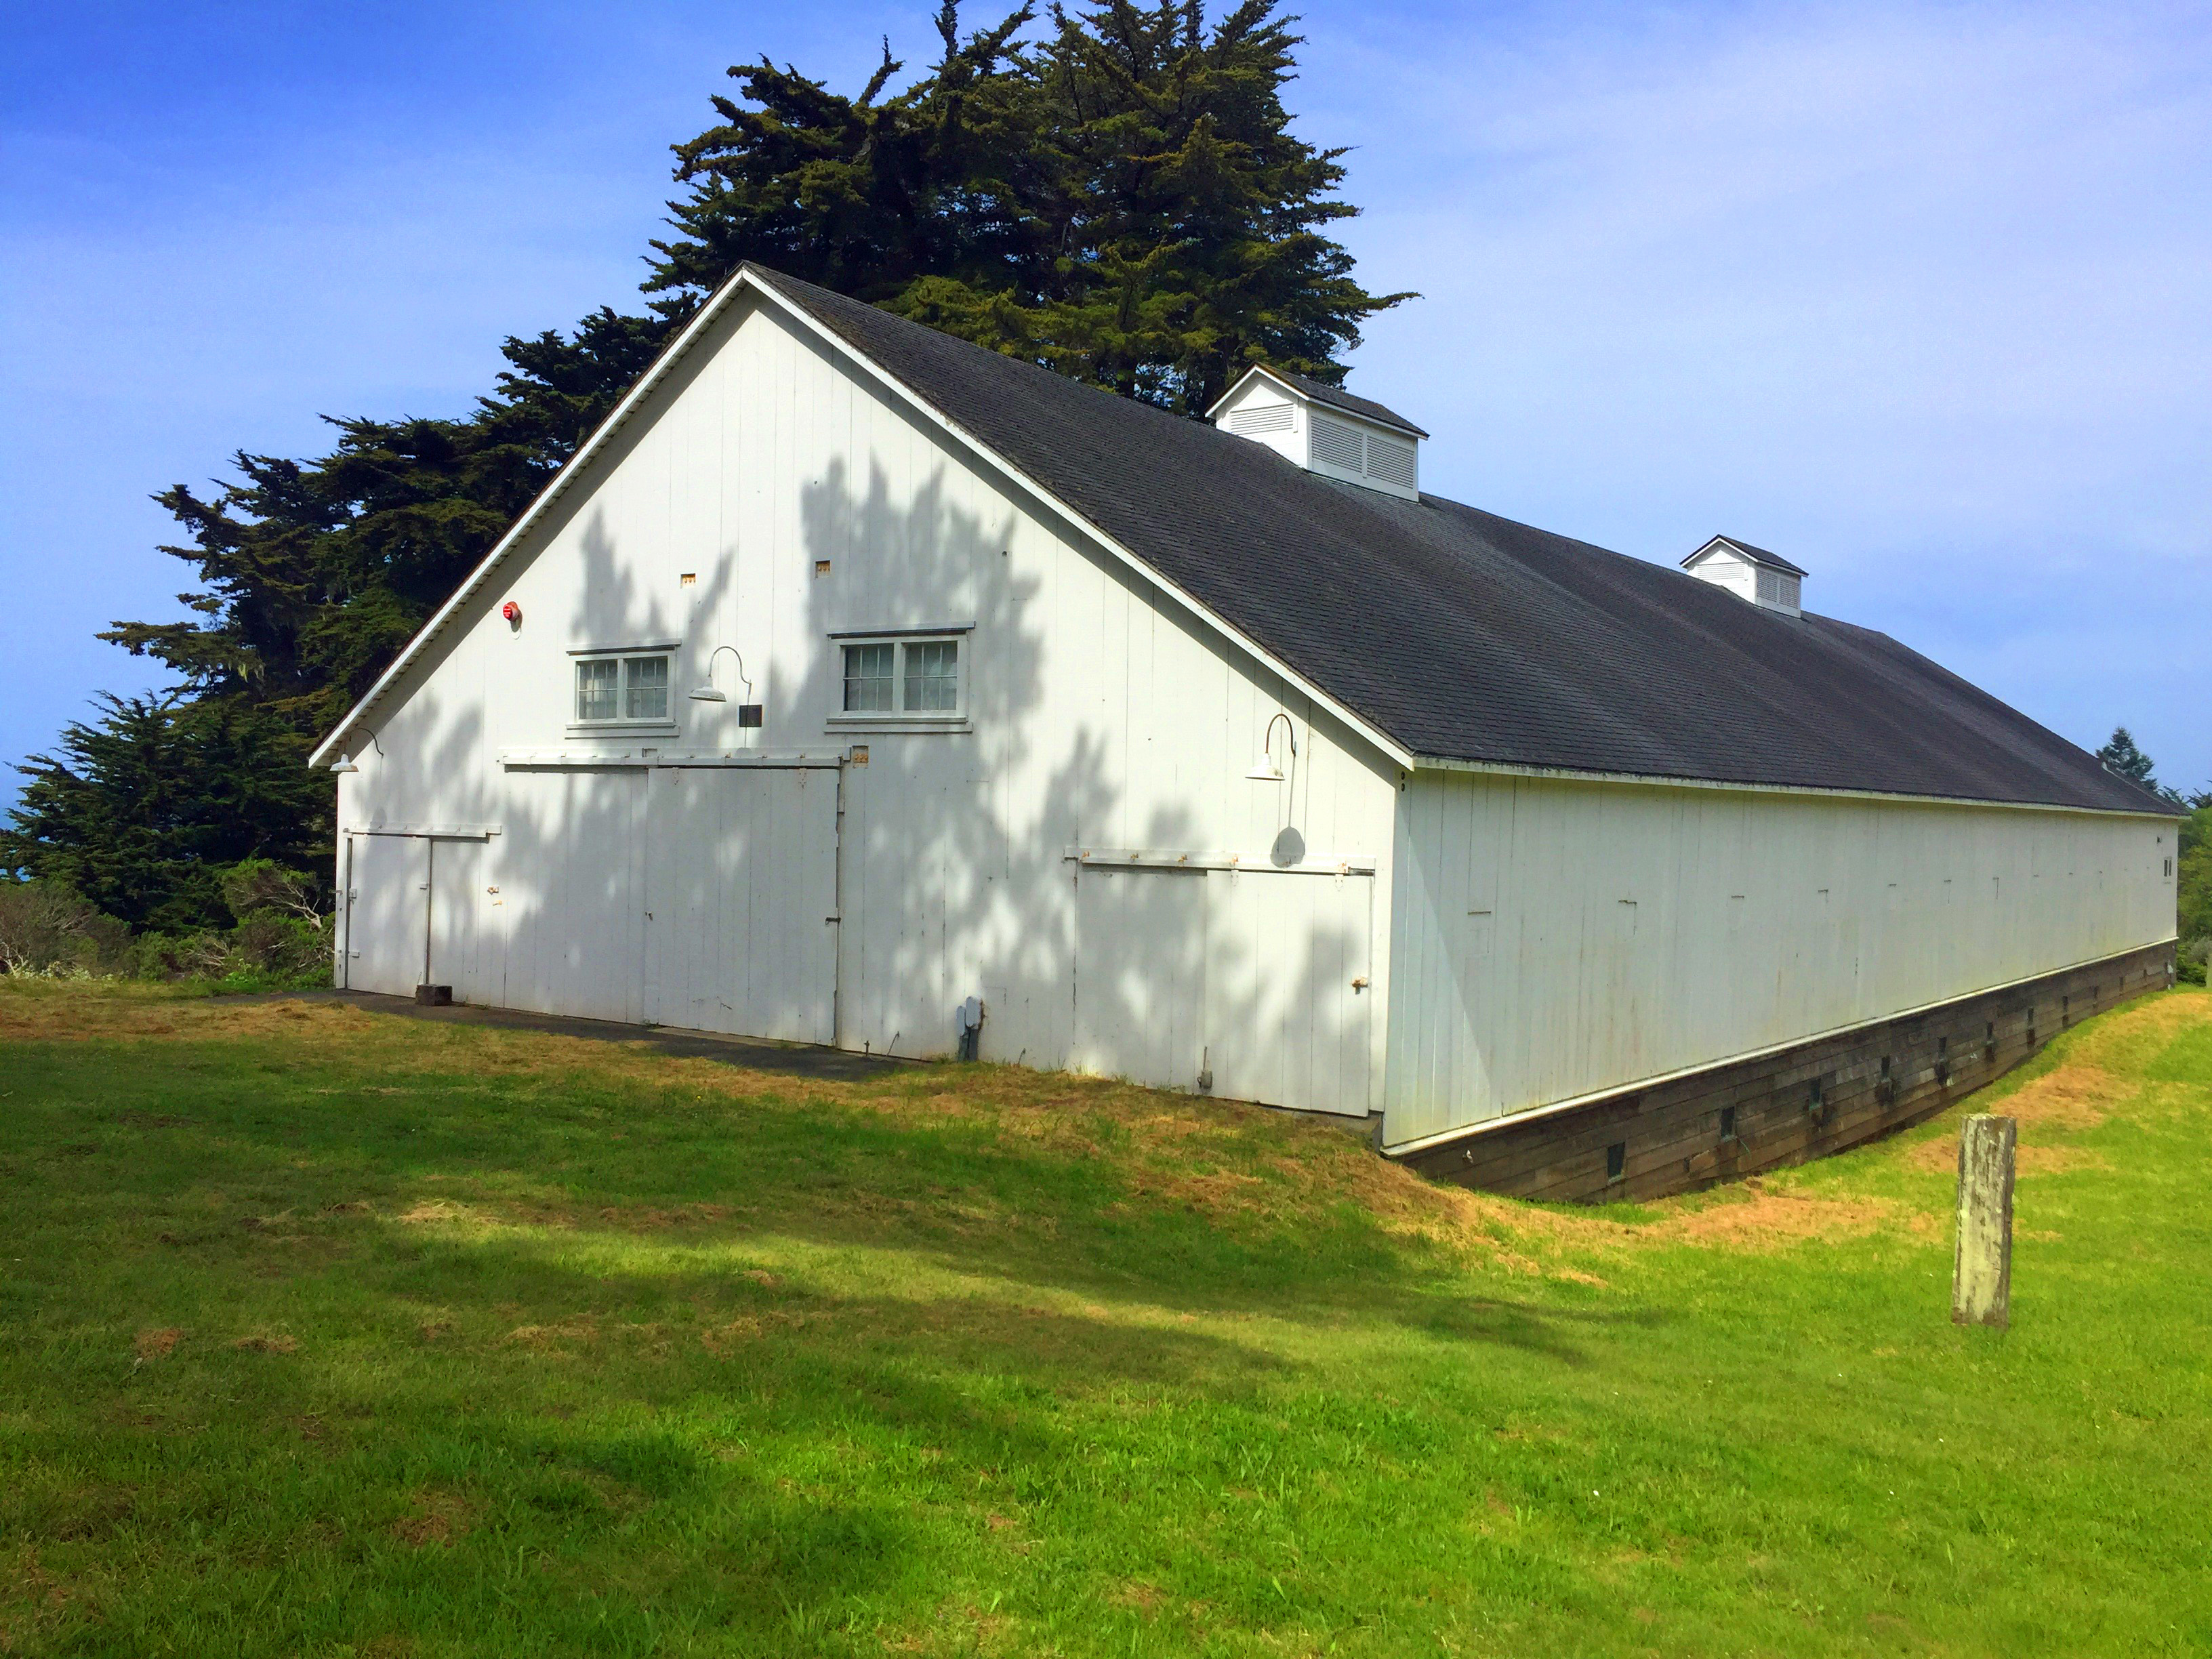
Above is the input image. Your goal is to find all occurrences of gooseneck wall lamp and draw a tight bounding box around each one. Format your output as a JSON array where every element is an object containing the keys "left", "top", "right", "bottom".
[
  {"left": 689, "top": 645, "right": 766, "bottom": 727},
  {"left": 688, "top": 644, "right": 752, "bottom": 703},
  {"left": 1246, "top": 712, "right": 1297, "bottom": 783}
]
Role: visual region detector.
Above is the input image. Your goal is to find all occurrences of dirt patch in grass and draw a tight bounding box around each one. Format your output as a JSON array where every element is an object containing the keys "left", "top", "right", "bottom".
[
  {"left": 1906, "top": 1137, "right": 2111, "bottom": 1176},
  {"left": 0, "top": 991, "right": 357, "bottom": 1046},
  {"left": 232, "top": 1333, "right": 300, "bottom": 1354},
  {"left": 1640, "top": 1185, "right": 1897, "bottom": 1248},
  {"left": 133, "top": 1327, "right": 182, "bottom": 1361},
  {"left": 508, "top": 1319, "right": 598, "bottom": 1351},
  {"left": 391, "top": 1491, "right": 476, "bottom": 1548},
  {"left": 1992, "top": 1065, "right": 2133, "bottom": 1132}
]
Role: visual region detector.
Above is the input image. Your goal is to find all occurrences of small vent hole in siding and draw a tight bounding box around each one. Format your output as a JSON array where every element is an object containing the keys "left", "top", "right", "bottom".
[
  {"left": 1605, "top": 1141, "right": 1626, "bottom": 1183},
  {"left": 1229, "top": 401, "right": 1293, "bottom": 435},
  {"left": 1311, "top": 413, "right": 1362, "bottom": 470},
  {"left": 1719, "top": 1105, "right": 1737, "bottom": 1143}
]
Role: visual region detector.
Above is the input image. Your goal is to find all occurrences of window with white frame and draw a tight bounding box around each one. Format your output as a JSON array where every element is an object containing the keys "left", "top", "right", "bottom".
[
  {"left": 573, "top": 652, "right": 672, "bottom": 724},
  {"left": 836, "top": 636, "right": 964, "bottom": 720}
]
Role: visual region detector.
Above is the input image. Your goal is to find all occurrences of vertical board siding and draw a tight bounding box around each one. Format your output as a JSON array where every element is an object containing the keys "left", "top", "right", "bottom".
[
  {"left": 334, "top": 293, "right": 1400, "bottom": 1114},
  {"left": 1383, "top": 771, "right": 2175, "bottom": 1149}
]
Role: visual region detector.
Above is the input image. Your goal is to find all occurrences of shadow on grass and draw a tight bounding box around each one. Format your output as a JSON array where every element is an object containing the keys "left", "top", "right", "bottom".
[{"left": 6, "top": 1025, "right": 1681, "bottom": 1652}]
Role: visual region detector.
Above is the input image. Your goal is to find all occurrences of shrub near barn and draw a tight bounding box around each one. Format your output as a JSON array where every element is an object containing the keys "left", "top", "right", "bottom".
[
  {"left": 0, "top": 861, "right": 327, "bottom": 989},
  {"left": 2180, "top": 802, "right": 2212, "bottom": 983}
]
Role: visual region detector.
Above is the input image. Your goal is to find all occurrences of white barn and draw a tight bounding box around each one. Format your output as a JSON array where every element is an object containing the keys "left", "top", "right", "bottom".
[{"left": 310, "top": 266, "right": 2181, "bottom": 1200}]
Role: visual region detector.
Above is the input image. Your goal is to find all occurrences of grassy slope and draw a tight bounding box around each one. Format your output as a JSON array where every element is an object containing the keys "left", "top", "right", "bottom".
[{"left": 1, "top": 983, "right": 2208, "bottom": 1658}]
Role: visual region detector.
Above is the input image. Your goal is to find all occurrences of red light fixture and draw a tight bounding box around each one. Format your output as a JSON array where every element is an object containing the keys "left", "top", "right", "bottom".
[{"left": 500, "top": 600, "right": 521, "bottom": 626}]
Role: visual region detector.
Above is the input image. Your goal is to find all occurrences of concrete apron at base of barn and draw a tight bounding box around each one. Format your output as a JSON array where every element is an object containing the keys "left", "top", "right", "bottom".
[{"left": 1394, "top": 940, "right": 2177, "bottom": 1205}]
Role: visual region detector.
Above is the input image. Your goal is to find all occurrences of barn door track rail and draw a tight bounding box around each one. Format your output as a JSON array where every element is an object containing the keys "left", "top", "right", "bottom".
[
  {"left": 351, "top": 823, "right": 501, "bottom": 839},
  {"left": 497, "top": 748, "right": 844, "bottom": 770},
  {"left": 1063, "top": 846, "right": 1375, "bottom": 876}
]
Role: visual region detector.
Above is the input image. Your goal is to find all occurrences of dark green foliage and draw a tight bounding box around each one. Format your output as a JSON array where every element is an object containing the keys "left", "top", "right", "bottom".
[
  {"left": 3, "top": 696, "right": 329, "bottom": 933},
  {"left": 9, "top": 1, "right": 1399, "bottom": 933},
  {"left": 2095, "top": 724, "right": 2190, "bottom": 807},
  {"left": 4, "top": 313, "right": 674, "bottom": 931},
  {"left": 653, "top": 0, "right": 1410, "bottom": 414},
  {"left": 2096, "top": 725, "right": 2158, "bottom": 787},
  {"left": 2179, "top": 804, "right": 2212, "bottom": 983}
]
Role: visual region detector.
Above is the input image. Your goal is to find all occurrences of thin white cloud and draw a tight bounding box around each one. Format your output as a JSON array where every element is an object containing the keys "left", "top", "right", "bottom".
[{"left": 1308, "top": 0, "right": 2212, "bottom": 783}]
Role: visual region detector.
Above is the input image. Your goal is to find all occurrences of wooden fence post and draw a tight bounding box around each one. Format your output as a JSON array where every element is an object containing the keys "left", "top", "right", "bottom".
[{"left": 1952, "top": 1113, "right": 2016, "bottom": 1328}]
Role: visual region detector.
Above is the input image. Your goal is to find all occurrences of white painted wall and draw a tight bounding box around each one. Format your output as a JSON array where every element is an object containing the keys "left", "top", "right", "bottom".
[
  {"left": 1382, "top": 769, "right": 2178, "bottom": 1149},
  {"left": 1685, "top": 547, "right": 1757, "bottom": 600},
  {"left": 333, "top": 292, "right": 1401, "bottom": 1112}
]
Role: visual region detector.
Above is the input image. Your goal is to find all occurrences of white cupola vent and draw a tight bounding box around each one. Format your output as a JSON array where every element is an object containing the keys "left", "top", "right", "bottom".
[
  {"left": 1681, "top": 535, "right": 1807, "bottom": 617},
  {"left": 1207, "top": 367, "right": 1427, "bottom": 501}
]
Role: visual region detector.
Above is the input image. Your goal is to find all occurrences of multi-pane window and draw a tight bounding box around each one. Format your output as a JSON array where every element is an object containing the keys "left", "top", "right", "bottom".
[
  {"left": 576, "top": 657, "right": 619, "bottom": 722},
  {"left": 842, "top": 642, "right": 895, "bottom": 712},
  {"left": 574, "top": 653, "right": 671, "bottom": 724},
  {"left": 623, "top": 655, "right": 668, "bottom": 719},
  {"left": 904, "top": 640, "right": 959, "bottom": 712},
  {"left": 839, "top": 636, "right": 962, "bottom": 717}
]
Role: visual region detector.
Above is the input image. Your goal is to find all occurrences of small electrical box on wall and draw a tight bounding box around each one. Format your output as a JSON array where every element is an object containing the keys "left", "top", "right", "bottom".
[{"left": 737, "top": 703, "right": 764, "bottom": 728}]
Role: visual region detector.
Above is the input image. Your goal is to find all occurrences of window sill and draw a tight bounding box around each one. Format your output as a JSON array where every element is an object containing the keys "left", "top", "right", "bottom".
[
  {"left": 567, "top": 720, "right": 678, "bottom": 738},
  {"left": 825, "top": 716, "right": 972, "bottom": 735}
]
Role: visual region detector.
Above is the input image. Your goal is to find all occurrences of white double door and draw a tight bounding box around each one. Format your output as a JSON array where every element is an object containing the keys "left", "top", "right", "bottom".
[
  {"left": 1071, "top": 863, "right": 1374, "bottom": 1115},
  {"left": 342, "top": 832, "right": 485, "bottom": 999},
  {"left": 640, "top": 766, "right": 839, "bottom": 1043}
]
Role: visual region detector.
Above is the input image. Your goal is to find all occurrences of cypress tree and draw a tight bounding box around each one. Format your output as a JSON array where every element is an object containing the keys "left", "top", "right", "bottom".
[{"left": 5, "top": 1, "right": 1404, "bottom": 924}]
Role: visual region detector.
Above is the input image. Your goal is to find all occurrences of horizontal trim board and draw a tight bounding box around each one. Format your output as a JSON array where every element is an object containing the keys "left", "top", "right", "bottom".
[
  {"left": 500, "top": 749, "right": 842, "bottom": 769},
  {"left": 1063, "top": 846, "right": 1376, "bottom": 876},
  {"left": 567, "top": 641, "right": 682, "bottom": 656},
  {"left": 824, "top": 718, "right": 972, "bottom": 735},
  {"left": 348, "top": 823, "right": 501, "bottom": 839},
  {"left": 1383, "top": 937, "right": 2177, "bottom": 1156},
  {"left": 1406, "top": 754, "right": 2181, "bottom": 820},
  {"left": 827, "top": 622, "right": 977, "bottom": 638},
  {"left": 566, "top": 721, "right": 678, "bottom": 738}
]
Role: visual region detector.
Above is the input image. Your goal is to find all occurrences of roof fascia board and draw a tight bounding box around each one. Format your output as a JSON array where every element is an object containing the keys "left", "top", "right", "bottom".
[
  {"left": 1202, "top": 365, "right": 1427, "bottom": 439},
  {"left": 1404, "top": 752, "right": 2180, "bottom": 819},
  {"left": 751, "top": 279, "right": 1420, "bottom": 771},
  {"left": 1201, "top": 365, "right": 1276, "bottom": 420},
  {"left": 309, "top": 275, "right": 758, "bottom": 766},
  {"left": 1683, "top": 535, "right": 1807, "bottom": 577}
]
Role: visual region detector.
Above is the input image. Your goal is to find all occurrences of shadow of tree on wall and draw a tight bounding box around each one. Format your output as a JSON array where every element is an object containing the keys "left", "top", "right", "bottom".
[{"left": 344, "top": 300, "right": 1382, "bottom": 1115}]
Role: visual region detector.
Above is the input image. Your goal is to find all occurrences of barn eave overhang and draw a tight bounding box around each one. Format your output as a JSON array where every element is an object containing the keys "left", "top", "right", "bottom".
[{"left": 1399, "top": 752, "right": 2182, "bottom": 819}]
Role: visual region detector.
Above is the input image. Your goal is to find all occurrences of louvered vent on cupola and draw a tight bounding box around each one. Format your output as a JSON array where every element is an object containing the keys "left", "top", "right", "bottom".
[
  {"left": 1681, "top": 535, "right": 1808, "bottom": 617},
  {"left": 1207, "top": 367, "right": 1427, "bottom": 501}
]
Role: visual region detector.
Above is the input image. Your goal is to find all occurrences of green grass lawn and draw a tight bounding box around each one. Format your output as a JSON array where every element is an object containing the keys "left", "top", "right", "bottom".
[{"left": 3, "top": 983, "right": 2209, "bottom": 1658}]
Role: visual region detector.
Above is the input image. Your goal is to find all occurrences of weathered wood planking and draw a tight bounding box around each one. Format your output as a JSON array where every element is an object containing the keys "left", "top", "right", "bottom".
[{"left": 1397, "top": 942, "right": 2174, "bottom": 1204}]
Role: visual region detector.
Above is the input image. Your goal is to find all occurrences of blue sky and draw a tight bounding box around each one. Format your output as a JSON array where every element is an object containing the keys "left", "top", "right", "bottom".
[{"left": 5, "top": 0, "right": 2209, "bottom": 808}]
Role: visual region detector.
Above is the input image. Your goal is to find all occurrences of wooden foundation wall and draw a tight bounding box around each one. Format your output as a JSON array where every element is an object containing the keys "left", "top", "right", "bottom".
[{"left": 1394, "top": 943, "right": 2179, "bottom": 1204}]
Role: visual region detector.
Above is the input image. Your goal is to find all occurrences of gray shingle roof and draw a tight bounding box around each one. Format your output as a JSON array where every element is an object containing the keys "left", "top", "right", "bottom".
[
  {"left": 1255, "top": 367, "right": 1429, "bottom": 438},
  {"left": 756, "top": 266, "right": 2167, "bottom": 815}
]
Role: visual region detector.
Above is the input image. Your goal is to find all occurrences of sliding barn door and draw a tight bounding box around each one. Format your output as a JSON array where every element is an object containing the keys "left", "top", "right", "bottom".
[
  {"left": 1069, "top": 861, "right": 1374, "bottom": 1115},
  {"left": 642, "top": 766, "right": 839, "bottom": 1042}
]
